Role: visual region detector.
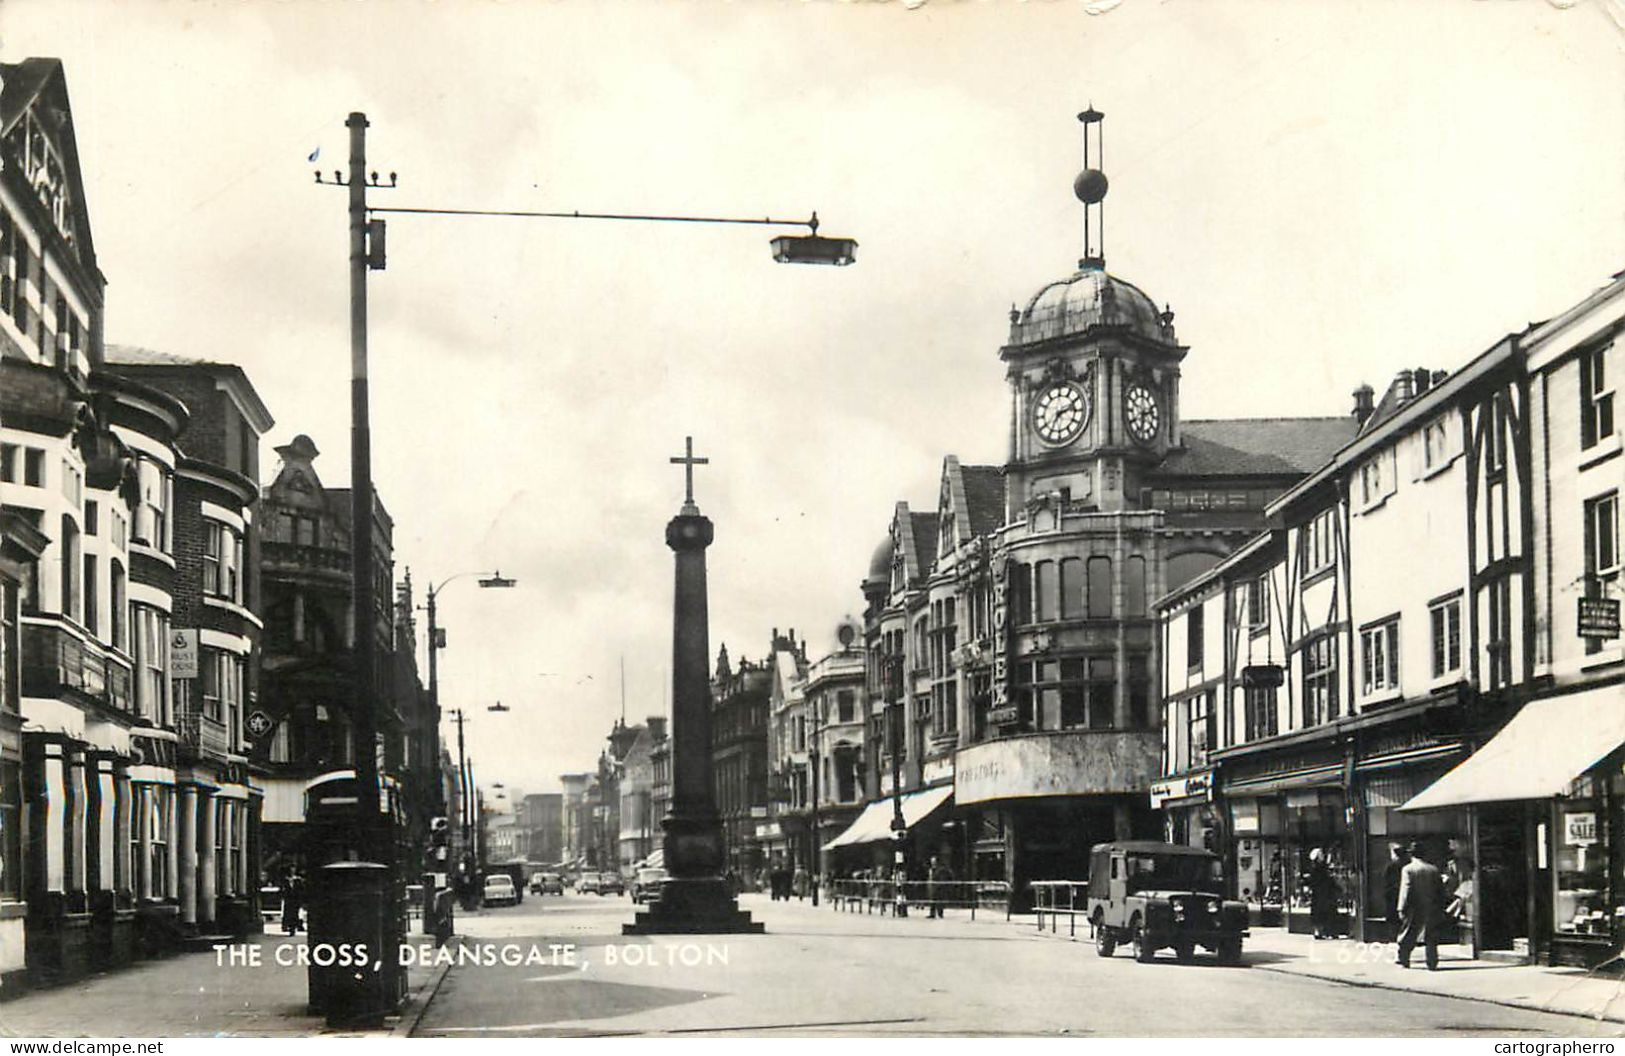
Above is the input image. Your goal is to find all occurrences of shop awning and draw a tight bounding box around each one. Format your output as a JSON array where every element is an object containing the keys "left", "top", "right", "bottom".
[
  {"left": 1401, "top": 687, "right": 1625, "bottom": 811},
  {"left": 824, "top": 786, "right": 954, "bottom": 849}
]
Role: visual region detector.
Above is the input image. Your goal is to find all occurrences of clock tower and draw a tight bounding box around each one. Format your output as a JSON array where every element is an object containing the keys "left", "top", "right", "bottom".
[{"left": 1001, "top": 109, "right": 1186, "bottom": 519}]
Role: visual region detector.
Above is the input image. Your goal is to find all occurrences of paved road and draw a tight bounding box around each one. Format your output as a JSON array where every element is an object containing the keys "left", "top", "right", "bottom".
[{"left": 414, "top": 893, "right": 1619, "bottom": 1037}]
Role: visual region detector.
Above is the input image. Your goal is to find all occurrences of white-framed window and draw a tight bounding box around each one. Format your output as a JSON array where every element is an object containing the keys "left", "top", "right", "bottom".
[
  {"left": 1301, "top": 509, "right": 1336, "bottom": 575},
  {"left": 1588, "top": 491, "right": 1620, "bottom": 581},
  {"left": 1186, "top": 605, "right": 1204, "bottom": 671},
  {"left": 1585, "top": 491, "right": 1620, "bottom": 656},
  {"left": 1359, "top": 458, "right": 1383, "bottom": 507},
  {"left": 133, "top": 457, "right": 171, "bottom": 552},
  {"left": 1247, "top": 574, "right": 1269, "bottom": 633},
  {"left": 1302, "top": 634, "right": 1338, "bottom": 727},
  {"left": 131, "top": 604, "right": 169, "bottom": 725},
  {"left": 1361, "top": 618, "right": 1400, "bottom": 696},
  {"left": 148, "top": 785, "right": 170, "bottom": 900},
  {"left": 59, "top": 457, "right": 80, "bottom": 506},
  {"left": 1429, "top": 596, "right": 1462, "bottom": 679},
  {"left": 1244, "top": 684, "right": 1278, "bottom": 742},
  {"left": 202, "top": 521, "right": 243, "bottom": 603},
  {"left": 1421, "top": 415, "right": 1458, "bottom": 475},
  {"left": 1581, "top": 345, "right": 1615, "bottom": 451}
]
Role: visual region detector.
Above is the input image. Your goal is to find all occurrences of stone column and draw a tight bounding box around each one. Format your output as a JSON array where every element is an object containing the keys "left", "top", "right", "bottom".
[
  {"left": 178, "top": 786, "right": 197, "bottom": 924},
  {"left": 97, "top": 757, "right": 116, "bottom": 894},
  {"left": 623, "top": 478, "right": 760, "bottom": 934},
  {"left": 136, "top": 785, "right": 153, "bottom": 901},
  {"left": 199, "top": 792, "right": 217, "bottom": 924}
]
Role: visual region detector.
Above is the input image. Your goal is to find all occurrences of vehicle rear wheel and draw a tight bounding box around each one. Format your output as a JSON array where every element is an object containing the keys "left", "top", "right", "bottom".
[
  {"left": 1095, "top": 926, "right": 1116, "bottom": 957},
  {"left": 1217, "top": 938, "right": 1243, "bottom": 965},
  {"left": 1132, "top": 925, "right": 1155, "bottom": 963}
]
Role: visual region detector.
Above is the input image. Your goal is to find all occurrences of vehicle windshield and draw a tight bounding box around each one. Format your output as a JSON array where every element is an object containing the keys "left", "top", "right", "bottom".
[{"left": 1124, "top": 854, "right": 1222, "bottom": 893}]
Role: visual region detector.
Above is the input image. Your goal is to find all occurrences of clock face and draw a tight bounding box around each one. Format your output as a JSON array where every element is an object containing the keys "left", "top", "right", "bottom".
[
  {"left": 1124, "top": 382, "right": 1160, "bottom": 443},
  {"left": 1033, "top": 382, "right": 1090, "bottom": 446}
]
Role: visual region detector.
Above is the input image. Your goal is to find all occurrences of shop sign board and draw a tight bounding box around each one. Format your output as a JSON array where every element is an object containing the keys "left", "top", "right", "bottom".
[
  {"left": 1566, "top": 811, "right": 1598, "bottom": 847},
  {"left": 955, "top": 732, "right": 1160, "bottom": 805},
  {"left": 1578, "top": 598, "right": 1621, "bottom": 640},
  {"left": 922, "top": 757, "right": 955, "bottom": 785},
  {"left": 1148, "top": 770, "right": 1213, "bottom": 808},
  {"left": 171, "top": 629, "right": 199, "bottom": 679}
]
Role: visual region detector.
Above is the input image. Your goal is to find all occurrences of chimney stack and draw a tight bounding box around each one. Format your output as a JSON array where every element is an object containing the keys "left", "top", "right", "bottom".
[
  {"left": 1413, "top": 367, "right": 1432, "bottom": 396},
  {"left": 1352, "top": 384, "right": 1375, "bottom": 426}
]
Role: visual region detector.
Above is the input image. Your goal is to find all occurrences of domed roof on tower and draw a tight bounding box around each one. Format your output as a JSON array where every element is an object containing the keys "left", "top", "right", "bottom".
[
  {"left": 863, "top": 534, "right": 892, "bottom": 589},
  {"left": 1010, "top": 268, "right": 1171, "bottom": 346},
  {"left": 1006, "top": 106, "right": 1179, "bottom": 349}
]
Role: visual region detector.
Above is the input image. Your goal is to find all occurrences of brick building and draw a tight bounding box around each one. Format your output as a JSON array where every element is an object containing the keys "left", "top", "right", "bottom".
[{"left": 102, "top": 347, "right": 275, "bottom": 940}]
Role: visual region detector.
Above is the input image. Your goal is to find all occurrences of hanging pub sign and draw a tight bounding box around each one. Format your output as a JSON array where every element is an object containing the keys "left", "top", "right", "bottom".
[
  {"left": 1578, "top": 597, "right": 1621, "bottom": 640},
  {"left": 1241, "top": 664, "right": 1284, "bottom": 688}
]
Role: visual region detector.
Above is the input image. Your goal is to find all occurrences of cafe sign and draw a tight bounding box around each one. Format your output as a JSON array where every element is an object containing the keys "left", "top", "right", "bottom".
[{"left": 1578, "top": 598, "right": 1621, "bottom": 640}]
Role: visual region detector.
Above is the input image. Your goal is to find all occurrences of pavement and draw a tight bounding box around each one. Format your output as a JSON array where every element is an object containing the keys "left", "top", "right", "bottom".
[
  {"left": 1021, "top": 902, "right": 1625, "bottom": 1027},
  {"left": 4, "top": 895, "right": 1624, "bottom": 1036},
  {"left": 0, "top": 929, "right": 445, "bottom": 1038}
]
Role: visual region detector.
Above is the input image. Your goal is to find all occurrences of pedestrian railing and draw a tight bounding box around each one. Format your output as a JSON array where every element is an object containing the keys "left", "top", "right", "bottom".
[
  {"left": 1029, "top": 880, "right": 1092, "bottom": 938},
  {"left": 826, "top": 879, "right": 1011, "bottom": 921}
]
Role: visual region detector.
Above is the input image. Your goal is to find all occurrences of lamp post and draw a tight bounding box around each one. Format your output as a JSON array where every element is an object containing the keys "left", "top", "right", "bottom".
[
  {"left": 808, "top": 713, "right": 821, "bottom": 908},
  {"left": 423, "top": 571, "right": 517, "bottom": 812},
  {"left": 890, "top": 696, "right": 908, "bottom": 917}
]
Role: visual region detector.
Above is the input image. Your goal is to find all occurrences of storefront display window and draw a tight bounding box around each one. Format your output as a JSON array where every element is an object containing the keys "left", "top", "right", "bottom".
[
  {"left": 1554, "top": 776, "right": 1610, "bottom": 938},
  {"left": 1284, "top": 788, "right": 1355, "bottom": 935}
]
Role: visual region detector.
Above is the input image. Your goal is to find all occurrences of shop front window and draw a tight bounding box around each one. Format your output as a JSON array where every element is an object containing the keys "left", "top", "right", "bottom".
[{"left": 1554, "top": 777, "right": 1609, "bottom": 938}]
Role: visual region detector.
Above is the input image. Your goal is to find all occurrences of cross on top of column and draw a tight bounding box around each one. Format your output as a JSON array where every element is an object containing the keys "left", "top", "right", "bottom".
[{"left": 670, "top": 435, "right": 709, "bottom": 515}]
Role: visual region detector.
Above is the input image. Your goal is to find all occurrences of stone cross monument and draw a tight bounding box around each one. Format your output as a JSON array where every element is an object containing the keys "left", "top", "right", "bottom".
[{"left": 624, "top": 438, "right": 762, "bottom": 935}]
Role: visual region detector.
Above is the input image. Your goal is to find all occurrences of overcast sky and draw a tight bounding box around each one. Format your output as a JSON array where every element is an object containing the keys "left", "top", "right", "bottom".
[{"left": 4, "top": 0, "right": 1621, "bottom": 798}]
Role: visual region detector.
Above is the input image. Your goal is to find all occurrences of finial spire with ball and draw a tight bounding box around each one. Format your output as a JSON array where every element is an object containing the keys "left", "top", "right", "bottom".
[{"left": 1076, "top": 106, "right": 1108, "bottom": 270}]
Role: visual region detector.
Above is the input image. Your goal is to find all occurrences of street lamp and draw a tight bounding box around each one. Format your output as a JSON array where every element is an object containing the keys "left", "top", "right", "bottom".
[
  {"left": 890, "top": 696, "right": 908, "bottom": 918},
  {"left": 423, "top": 570, "right": 517, "bottom": 812},
  {"left": 808, "top": 711, "right": 822, "bottom": 907}
]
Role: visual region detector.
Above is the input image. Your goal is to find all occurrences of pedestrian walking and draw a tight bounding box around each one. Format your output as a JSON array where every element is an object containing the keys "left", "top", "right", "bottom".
[
  {"left": 1382, "top": 842, "right": 1410, "bottom": 941},
  {"left": 1396, "top": 839, "right": 1446, "bottom": 970},
  {"left": 926, "top": 855, "right": 954, "bottom": 918},
  {"left": 792, "top": 864, "right": 809, "bottom": 901}
]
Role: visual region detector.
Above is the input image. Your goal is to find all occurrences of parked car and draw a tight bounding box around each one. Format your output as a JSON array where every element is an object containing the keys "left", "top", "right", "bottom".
[
  {"left": 598, "top": 872, "right": 626, "bottom": 896},
  {"left": 576, "top": 871, "right": 603, "bottom": 895},
  {"left": 483, "top": 874, "right": 519, "bottom": 908},
  {"left": 632, "top": 866, "right": 668, "bottom": 904},
  {"left": 1087, "top": 841, "right": 1247, "bottom": 964}
]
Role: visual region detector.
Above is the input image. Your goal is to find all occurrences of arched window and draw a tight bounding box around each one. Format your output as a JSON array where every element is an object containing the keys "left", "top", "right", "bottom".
[
  {"left": 1124, "top": 555, "right": 1148, "bottom": 617},
  {"left": 1087, "top": 556, "right": 1113, "bottom": 618},
  {"left": 1035, "top": 561, "right": 1059, "bottom": 621},
  {"left": 1008, "top": 562, "right": 1032, "bottom": 626},
  {"left": 1060, "top": 557, "right": 1086, "bottom": 618}
]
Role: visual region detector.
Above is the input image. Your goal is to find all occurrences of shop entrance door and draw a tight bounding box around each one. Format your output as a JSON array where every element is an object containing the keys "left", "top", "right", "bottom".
[{"left": 1476, "top": 802, "right": 1531, "bottom": 954}]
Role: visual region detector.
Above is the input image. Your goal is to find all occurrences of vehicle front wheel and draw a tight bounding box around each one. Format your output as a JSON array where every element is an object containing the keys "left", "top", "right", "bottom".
[
  {"left": 1132, "top": 925, "right": 1156, "bottom": 963},
  {"left": 1095, "top": 926, "right": 1116, "bottom": 958},
  {"left": 1217, "top": 938, "right": 1243, "bottom": 965}
]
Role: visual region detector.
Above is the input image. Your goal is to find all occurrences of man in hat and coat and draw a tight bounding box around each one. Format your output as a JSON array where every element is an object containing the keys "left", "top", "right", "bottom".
[{"left": 1396, "top": 839, "right": 1446, "bottom": 970}]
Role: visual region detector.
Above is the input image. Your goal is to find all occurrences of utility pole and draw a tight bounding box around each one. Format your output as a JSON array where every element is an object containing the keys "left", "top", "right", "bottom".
[{"left": 344, "top": 111, "right": 385, "bottom": 840}]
